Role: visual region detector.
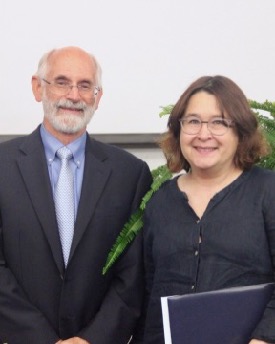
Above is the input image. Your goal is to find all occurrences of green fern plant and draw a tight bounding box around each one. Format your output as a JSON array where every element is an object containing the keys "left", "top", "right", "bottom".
[
  {"left": 248, "top": 100, "right": 275, "bottom": 169},
  {"left": 102, "top": 99, "right": 275, "bottom": 274},
  {"left": 102, "top": 165, "right": 172, "bottom": 275}
]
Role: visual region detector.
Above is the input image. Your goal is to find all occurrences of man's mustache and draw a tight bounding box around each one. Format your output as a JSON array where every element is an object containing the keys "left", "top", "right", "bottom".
[{"left": 55, "top": 99, "right": 87, "bottom": 111}]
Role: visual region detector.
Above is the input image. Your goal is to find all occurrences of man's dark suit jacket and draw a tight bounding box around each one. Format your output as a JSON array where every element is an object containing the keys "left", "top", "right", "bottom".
[{"left": 0, "top": 126, "right": 152, "bottom": 344}]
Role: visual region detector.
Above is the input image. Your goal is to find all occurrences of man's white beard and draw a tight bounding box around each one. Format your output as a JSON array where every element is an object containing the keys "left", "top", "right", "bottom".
[{"left": 42, "top": 96, "right": 96, "bottom": 134}]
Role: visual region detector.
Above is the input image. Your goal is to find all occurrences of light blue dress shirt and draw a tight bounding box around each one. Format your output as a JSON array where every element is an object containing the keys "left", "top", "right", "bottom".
[{"left": 40, "top": 124, "right": 86, "bottom": 219}]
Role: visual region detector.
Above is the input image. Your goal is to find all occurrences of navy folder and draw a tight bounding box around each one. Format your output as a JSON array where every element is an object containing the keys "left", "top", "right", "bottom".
[{"left": 161, "top": 283, "right": 274, "bottom": 344}]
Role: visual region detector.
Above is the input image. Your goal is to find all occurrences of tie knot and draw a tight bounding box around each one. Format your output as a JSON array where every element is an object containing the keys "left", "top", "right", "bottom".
[{"left": 56, "top": 147, "right": 73, "bottom": 160}]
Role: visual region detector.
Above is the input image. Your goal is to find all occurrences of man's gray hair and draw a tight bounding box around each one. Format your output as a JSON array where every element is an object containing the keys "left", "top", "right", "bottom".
[{"left": 35, "top": 48, "right": 102, "bottom": 88}]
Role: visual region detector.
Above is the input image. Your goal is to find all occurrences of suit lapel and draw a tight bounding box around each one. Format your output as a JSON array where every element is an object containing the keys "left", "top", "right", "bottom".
[
  {"left": 17, "top": 128, "right": 64, "bottom": 273},
  {"left": 69, "top": 137, "right": 112, "bottom": 260}
]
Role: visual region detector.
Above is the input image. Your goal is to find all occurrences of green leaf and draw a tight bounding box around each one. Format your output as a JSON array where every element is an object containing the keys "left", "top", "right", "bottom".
[
  {"left": 159, "top": 104, "right": 174, "bottom": 117},
  {"left": 102, "top": 165, "right": 172, "bottom": 275},
  {"left": 102, "top": 208, "right": 144, "bottom": 275}
]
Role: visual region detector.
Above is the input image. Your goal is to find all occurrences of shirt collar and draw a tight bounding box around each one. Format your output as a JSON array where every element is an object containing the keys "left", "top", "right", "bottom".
[{"left": 40, "top": 124, "right": 86, "bottom": 168}]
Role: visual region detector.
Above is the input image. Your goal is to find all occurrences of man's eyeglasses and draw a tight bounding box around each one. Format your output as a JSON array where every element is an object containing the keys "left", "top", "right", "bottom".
[
  {"left": 42, "top": 78, "right": 100, "bottom": 98},
  {"left": 179, "top": 116, "right": 234, "bottom": 136}
]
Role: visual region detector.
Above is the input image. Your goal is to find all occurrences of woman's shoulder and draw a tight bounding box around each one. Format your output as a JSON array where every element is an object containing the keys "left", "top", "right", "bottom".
[
  {"left": 146, "top": 175, "right": 182, "bottom": 209},
  {"left": 249, "top": 165, "right": 275, "bottom": 181},
  {"left": 243, "top": 166, "right": 275, "bottom": 195}
]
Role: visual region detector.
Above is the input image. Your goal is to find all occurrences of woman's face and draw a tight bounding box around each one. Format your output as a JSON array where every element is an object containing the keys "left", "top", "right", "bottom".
[{"left": 179, "top": 91, "right": 239, "bottom": 175}]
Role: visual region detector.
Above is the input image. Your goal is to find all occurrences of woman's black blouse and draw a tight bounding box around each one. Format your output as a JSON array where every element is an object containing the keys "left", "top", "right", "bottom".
[{"left": 141, "top": 166, "right": 275, "bottom": 344}]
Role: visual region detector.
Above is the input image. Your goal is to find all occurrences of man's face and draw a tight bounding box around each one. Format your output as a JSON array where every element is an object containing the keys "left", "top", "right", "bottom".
[
  {"left": 33, "top": 47, "right": 102, "bottom": 138},
  {"left": 41, "top": 91, "right": 97, "bottom": 135}
]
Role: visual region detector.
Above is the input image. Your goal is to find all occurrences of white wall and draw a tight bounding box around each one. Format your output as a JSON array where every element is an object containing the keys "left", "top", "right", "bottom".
[
  {"left": 127, "top": 147, "right": 166, "bottom": 171},
  {"left": 1, "top": 0, "right": 275, "bottom": 135}
]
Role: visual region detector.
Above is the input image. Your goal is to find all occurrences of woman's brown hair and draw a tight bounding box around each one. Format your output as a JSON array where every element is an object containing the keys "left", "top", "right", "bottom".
[{"left": 159, "top": 75, "right": 269, "bottom": 172}]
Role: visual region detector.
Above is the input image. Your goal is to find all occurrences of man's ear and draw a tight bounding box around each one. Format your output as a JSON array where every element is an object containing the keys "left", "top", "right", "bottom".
[
  {"left": 32, "top": 76, "right": 43, "bottom": 102},
  {"left": 94, "top": 88, "right": 103, "bottom": 110}
]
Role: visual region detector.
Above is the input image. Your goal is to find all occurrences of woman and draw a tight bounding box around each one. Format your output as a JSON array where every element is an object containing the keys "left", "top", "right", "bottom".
[{"left": 137, "top": 76, "right": 275, "bottom": 343}]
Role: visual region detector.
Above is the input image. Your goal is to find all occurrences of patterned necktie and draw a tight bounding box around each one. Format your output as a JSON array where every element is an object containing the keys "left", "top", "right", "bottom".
[{"left": 54, "top": 146, "right": 75, "bottom": 267}]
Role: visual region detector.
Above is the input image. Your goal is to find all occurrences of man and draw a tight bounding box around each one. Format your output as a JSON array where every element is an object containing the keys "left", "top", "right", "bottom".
[{"left": 0, "top": 46, "right": 152, "bottom": 344}]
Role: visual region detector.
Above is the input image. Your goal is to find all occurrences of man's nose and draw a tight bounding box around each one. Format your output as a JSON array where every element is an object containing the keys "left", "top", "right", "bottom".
[{"left": 66, "top": 86, "right": 81, "bottom": 101}]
